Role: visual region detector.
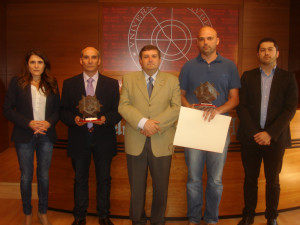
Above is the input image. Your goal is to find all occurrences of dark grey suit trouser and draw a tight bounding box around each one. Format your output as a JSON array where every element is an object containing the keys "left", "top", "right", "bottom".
[
  {"left": 241, "top": 142, "right": 285, "bottom": 219},
  {"left": 126, "top": 137, "right": 172, "bottom": 225}
]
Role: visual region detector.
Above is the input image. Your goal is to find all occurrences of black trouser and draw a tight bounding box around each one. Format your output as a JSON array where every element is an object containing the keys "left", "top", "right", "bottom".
[
  {"left": 241, "top": 142, "right": 285, "bottom": 219},
  {"left": 127, "top": 137, "right": 172, "bottom": 225},
  {"left": 72, "top": 132, "right": 112, "bottom": 220}
]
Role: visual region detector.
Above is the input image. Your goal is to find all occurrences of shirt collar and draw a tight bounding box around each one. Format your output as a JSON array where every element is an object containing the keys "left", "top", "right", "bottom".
[
  {"left": 197, "top": 52, "right": 222, "bottom": 63},
  {"left": 142, "top": 70, "right": 158, "bottom": 81},
  {"left": 83, "top": 71, "right": 99, "bottom": 82},
  {"left": 259, "top": 65, "right": 276, "bottom": 77}
]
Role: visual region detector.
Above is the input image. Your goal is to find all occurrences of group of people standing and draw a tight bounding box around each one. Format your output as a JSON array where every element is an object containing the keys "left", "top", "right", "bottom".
[{"left": 3, "top": 25, "right": 298, "bottom": 225}]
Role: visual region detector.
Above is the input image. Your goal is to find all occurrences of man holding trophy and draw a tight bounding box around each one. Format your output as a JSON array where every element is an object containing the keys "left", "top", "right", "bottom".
[
  {"left": 179, "top": 26, "right": 240, "bottom": 225},
  {"left": 61, "top": 47, "right": 121, "bottom": 225}
]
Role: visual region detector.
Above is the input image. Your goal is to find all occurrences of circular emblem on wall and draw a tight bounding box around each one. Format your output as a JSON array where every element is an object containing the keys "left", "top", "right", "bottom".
[{"left": 128, "top": 7, "right": 212, "bottom": 70}]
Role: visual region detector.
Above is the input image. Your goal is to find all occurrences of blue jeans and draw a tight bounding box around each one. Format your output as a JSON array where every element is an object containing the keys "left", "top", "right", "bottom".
[
  {"left": 185, "top": 134, "right": 230, "bottom": 224},
  {"left": 15, "top": 134, "right": 54, "bottom": 215}
]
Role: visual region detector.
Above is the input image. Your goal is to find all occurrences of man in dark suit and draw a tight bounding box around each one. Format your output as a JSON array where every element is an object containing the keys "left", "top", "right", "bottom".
[
  {"left": 61, "top": 47, "right": 121, "bottom": 225},
  {"left": 237, "top": 38, "right": 298, "bottom": 225}
]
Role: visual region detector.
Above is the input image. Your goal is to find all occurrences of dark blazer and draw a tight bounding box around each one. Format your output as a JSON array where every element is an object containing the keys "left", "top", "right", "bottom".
[
  {"left": 60, "top": 73, "right": 121, "bottom": 159},
  {"left": 237, "top": 67, "right": 298, "bottom": 147},
  {"left": 3, "top": 76, "right": 60, "bottom": 143}
]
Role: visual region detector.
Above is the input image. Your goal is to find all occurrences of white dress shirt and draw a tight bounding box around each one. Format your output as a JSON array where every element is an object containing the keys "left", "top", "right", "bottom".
[{"left": 31, "top": 85, "right": 46, "bottom": 121}]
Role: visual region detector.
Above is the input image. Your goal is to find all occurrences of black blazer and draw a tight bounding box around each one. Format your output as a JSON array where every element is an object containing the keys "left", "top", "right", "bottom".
[
  {"left": 3, "top": 76, "right": 60, "bottom": 143},
  {"left": 60, "top": 73, "right": 122, "bottom": 159},
  {"left": 237, "top": 67, "right": 298, "bottom": 147}
]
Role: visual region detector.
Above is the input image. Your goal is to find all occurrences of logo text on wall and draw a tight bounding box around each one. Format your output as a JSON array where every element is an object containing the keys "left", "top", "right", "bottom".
[{"left": 128, "top": 7, "right": 212, "bottom": 70}]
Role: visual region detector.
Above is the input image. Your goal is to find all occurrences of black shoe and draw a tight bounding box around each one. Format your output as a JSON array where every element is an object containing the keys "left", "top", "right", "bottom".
[
  {"left": 267, "top": 219, "right": 278, "bottom": 225},
  {"left": 237, "top": 216, "right": 254, "bottom": 225},
  {"left": 99, "top": 217, "right": 114, "bottom": 225},
  {"left": 71, "top": 218, "right": 86, "bottom": 225}
]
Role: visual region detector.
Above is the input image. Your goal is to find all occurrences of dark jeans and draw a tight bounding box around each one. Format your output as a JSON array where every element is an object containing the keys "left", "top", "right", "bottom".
[
  {"left": 72, "top": 132, "right": 112, "bottom": 219},
  {"left": 15, "top": 134, "right": 54, "bottom": 215},
  {"left": 127, "top": 137, "right": 172, "bottom": 225},
  {"left": 241, "top": 143, "right": 285, "bottom": 219}
]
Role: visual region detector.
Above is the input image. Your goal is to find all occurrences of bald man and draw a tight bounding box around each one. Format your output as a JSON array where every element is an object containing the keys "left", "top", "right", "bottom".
[
  {"left": 179, "top": 26, "right": 240, "bottom": 225},
  {"left": 61, "top": 47, "right": 121, "bottom": 225}
]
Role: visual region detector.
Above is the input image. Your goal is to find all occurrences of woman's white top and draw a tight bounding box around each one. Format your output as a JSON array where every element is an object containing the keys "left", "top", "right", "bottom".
[{"left": 31, "top": 85, "right": 46, "bottom": 121}]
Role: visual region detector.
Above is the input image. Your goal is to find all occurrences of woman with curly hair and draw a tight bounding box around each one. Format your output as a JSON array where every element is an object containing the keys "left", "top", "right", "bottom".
[{"left": 3, "top": 49, "right": 60, "bottom": 225}]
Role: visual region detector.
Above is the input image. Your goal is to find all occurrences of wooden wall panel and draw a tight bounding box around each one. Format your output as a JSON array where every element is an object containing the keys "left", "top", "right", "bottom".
[
  {"left": 242, "top": 0, "right": 290, "bottom": 71},
  {"left": 290, "top": 109, "right": 300, "bottom": 140},
  {"left": 6, "top": 2, "right": 99, "bottom": 87},
  {"left": 0, "top": 1, "right": 9, "bottom": 152},
  {"left": 289, "top": 0, "right": 300, "bottom": 72},
  {"left": 0, "top": 2, "right": 6, "bottom": 76}
]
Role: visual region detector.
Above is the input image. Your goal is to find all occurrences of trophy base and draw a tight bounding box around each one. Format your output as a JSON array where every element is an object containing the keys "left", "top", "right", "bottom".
[
  {"left": 85, "top": 117, "right": 97, "bottom": 121},
  {"left": 79, "top": 117, "right": 99, "bottom": 122},
  {"left": 194, "top": 103, "right": 216, "bottom": 110}
]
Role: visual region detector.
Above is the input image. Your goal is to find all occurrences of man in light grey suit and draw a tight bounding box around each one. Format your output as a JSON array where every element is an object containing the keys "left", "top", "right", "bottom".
[{"left": 118, "top": 45, "right": 181, "bottom": 225}]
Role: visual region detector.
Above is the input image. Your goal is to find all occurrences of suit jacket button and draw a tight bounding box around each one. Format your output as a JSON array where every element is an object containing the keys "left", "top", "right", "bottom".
[{"left": 149, "top": 104, "right": 151, "bottom": 106}]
